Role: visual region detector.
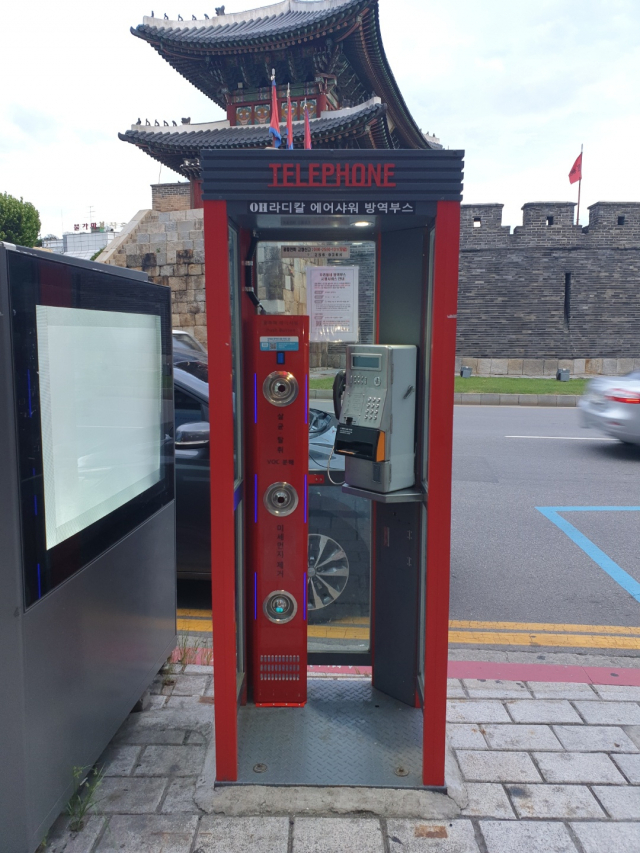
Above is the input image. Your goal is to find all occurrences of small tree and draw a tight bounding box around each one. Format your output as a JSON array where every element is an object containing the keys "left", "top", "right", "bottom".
[{"left": 0, "top": 192, "right": 41, "bottom": 247}]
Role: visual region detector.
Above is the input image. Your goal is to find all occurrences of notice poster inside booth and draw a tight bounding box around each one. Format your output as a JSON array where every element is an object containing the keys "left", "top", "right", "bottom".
[{"left": 306, "top": 265, "right": 358, "bottom": 343}]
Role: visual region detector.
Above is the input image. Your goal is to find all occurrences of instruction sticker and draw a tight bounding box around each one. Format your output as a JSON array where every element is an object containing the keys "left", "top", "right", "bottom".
[{"left": 259, "top": 336, "right": 300, "bottom": 352}]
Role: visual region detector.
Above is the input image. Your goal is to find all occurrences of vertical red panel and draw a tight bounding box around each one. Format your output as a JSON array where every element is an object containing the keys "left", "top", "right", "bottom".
[
  {"left": 422, "top": 201, "right": 461, "bottom": 786},
  {"left": 190, "top": 180, "right": 204, "bottom": 209},
  {"left": 204, "top": 200, "right": 238, "bottom": 781},
  {"left": 245, "top": 314, "right": 309, "bottom": 706}
]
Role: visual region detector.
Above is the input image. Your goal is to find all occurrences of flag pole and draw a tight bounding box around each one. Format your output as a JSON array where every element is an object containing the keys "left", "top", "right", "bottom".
[{"left": 576, "top": 143, "right": 583, "bottom": 227}]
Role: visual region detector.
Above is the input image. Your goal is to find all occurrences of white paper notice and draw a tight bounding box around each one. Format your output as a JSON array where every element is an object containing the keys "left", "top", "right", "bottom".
[{"left": 306, "top": 266, "right": 359, "bottom": 343}]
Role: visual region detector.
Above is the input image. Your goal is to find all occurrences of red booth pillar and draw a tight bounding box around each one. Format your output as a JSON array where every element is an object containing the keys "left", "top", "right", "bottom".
[
  {"left": 204, "top": 199, "right": 238, "bottom": 781},
  {"left": 422, "top": 200, "right": 461, "bottom": 786}
]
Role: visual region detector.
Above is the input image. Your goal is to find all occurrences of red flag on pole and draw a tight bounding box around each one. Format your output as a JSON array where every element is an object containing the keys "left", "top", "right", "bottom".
[
  {"left": 569, "top": 153, "right": 582, "bottom": 184},
  {"left": 269, "top": 69, "right": 281, "bottom": 148},
  {"left": 286, "top": 84, "right": 294, "bottom": 150},
  {"left": 303, "top": 100, "right": 312, "bottom": 150}
]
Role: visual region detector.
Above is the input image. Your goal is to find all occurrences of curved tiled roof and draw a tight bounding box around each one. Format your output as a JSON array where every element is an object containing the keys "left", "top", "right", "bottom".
[
  {"left": 131, "top": 0, "right": 435, "bottom": 150},
  {"left": 133, "top": 0, "right": 367, "bottom": 46},
  {"left": 119, "top": 100, "right": 393, "bottom": 177}
]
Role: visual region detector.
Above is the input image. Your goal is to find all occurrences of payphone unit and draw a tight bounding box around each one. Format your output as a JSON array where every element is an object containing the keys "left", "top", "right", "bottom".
[{"left": 335, "top": 344, "right": 417, "bottom": 493}]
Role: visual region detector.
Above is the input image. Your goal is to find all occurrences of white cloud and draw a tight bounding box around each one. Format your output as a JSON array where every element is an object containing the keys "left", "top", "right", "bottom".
[{"left": 1, "top": 0, "right": 639, "bottom": 235}]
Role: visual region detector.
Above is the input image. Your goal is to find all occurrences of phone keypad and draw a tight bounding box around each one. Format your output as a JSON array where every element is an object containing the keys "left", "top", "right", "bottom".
[{"left": 364, "top": 396, "right": 381, "bottom": 422}]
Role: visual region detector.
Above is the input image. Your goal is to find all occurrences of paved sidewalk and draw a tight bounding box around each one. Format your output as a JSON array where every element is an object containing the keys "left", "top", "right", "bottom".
[{"left": 45, "top": 666, "right": 640, "bottom": 853}]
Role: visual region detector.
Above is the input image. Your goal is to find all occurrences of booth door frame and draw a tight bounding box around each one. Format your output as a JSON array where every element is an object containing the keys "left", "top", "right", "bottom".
[{"left": 204, "top": 199, "right": 461, "bottom": 786}]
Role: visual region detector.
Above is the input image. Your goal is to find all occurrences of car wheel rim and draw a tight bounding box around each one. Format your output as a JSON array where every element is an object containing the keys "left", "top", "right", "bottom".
[{"left": 307, "top": 534, "right": 349, "bottom": 611}]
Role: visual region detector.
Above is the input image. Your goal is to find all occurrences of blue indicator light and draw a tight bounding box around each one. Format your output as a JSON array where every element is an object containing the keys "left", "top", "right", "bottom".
[{"left": 277, "top": 352, "right": 285, "bottom": 365}]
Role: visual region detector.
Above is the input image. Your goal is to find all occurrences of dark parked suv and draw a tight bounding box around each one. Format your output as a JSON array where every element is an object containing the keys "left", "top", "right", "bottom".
[{"left": 172, "top": 345, "right": 370, "bottom": 620}]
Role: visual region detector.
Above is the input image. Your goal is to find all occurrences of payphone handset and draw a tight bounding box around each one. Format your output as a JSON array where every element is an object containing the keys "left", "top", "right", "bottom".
[{"left": 334, "top": 344, "right": 417, "bottom": 493}]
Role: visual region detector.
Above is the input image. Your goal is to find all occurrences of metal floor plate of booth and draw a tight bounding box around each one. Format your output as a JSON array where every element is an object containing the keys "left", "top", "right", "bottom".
[{"left": 233, "top": 679, "right": 424, "bottom": 788}]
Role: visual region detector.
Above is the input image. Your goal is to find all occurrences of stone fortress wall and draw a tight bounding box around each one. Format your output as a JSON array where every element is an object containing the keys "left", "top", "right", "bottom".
[
  {"left": 457, "top": 201, "right": 640, "bottom": 376},
  {"left": 100, "top": 187, "right": 640, "bottom": 376}
]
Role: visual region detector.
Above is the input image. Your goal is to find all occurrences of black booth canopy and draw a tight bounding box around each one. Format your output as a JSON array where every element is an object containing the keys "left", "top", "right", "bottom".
[{"left": 200, "top": 148, "right": 464, "bottom": 236}]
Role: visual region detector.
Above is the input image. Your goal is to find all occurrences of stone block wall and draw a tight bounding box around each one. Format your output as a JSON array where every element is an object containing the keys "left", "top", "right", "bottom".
[
  {"left": 101, "top": 208, "right": 207, "bottom": 345},
  {"left": 151, "top": 183, "right": 192, "bottom": 212},
  {"left": 102, "top": 191, "right": 640, "bottom": 377},
  {"left": 457, "top": 201, "right": 640, "bottom": 374}
]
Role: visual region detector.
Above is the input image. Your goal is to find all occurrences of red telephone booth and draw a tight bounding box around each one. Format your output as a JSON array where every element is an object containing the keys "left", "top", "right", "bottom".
[{"left": 203, "top": 148, "right": 463, "bottom": 789}]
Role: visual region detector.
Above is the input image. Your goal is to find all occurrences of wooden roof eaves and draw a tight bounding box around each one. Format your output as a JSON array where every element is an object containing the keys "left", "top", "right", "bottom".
[
  {"left": 129, "top": 3, "right": 367, "bottom": 56},
  {"left": 346, "top": 8, "right": 430, "bottom": 150}
]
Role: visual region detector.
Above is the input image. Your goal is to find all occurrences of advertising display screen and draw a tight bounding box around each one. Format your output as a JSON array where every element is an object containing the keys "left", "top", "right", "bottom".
[
  {"left": 36, "top": 306, "right": 163, "bottom": 549},
  {"left": 6, "top": 250, "right": 174, "bottom": 607}
]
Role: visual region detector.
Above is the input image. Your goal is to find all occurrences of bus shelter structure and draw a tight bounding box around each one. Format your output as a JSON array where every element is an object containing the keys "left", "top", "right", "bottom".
[{"left": 202, "top": 148, "right": 464, "bottom": 789}]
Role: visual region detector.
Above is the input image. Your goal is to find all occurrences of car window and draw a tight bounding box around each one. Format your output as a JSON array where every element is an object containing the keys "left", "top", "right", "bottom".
[
  {"left": 175, "top": 387, "right": 205, "bottom": 429},
  {"left": 174, "top": 359, "right": 209, "bottom": 383}
]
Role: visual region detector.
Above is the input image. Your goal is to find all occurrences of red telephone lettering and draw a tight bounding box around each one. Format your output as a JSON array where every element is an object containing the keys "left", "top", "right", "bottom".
[
  {"left": 367, "top": 164, "right": 382, "bottom": 186},
  {"left": 321, "top": 163, "right": 335, "bottom": 185},
  {"left": 268, "top": 163, "right": 282, "bottom": 186},
  {"left": 352, "top": 163, "right": 366, "bottom": 186},
  {"left": 336, "top": 163, "right": 350, "bottom": 186},
  {"left": 282, "top": 163, "right": 295, "bottom": 186}
]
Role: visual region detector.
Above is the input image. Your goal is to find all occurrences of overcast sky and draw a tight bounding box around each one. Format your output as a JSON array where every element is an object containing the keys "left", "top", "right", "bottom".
[{"left": 2, "top": 0, "right": 639, "bottom": 237}]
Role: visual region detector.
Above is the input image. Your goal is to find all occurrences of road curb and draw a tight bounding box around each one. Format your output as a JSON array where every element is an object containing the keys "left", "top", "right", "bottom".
[
  {"left": 455, "top": 393, "right": 578, "bottom": 407},
  {"left": 310, "top": 388, "right": 579, "bottom": 406}
]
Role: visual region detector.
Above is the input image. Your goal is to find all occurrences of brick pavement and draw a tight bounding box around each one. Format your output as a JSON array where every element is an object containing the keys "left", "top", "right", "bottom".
[{"left": 44, "top": 667, "right": 640, "bottom": 853}]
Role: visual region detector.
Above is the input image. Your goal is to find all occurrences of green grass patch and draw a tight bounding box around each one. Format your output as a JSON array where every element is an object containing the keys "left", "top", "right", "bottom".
[
  {"left": 311, "top": 375, "right": 587, "bottom": 394},
  {"left": 309, "top": 376, "right": 337, "bottom": 390},
  {"left": 455, "top": 376, "right": 587, "bottom": 395}
]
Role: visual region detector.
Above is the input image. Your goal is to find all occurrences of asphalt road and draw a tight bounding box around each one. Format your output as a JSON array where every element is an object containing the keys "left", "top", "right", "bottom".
[
  {"left": 451, "top": 406, "right": 640, "bottom": 631},
  {"left": 178, "top": 403, "right": 640, "bottom": 656}
]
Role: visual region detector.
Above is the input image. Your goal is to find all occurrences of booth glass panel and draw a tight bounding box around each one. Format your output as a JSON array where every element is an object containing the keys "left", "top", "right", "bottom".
[
  {"left": 229, "top": 227, "right": 242, "bottom": 485},
  {"left": 417, "top": 503, "right": 428, "bottom": 696},
  {"left": 255, "top": 240, "right": 375, "bottom": 654},
  {"left": 421, "top": 228, "right": 436, "bottom": 487},
  {"left": 228, "top": 225, "right": 245, "bottom": 684},
  {"left": 235, "top": 499, "right": 245, "bottom": 685}
]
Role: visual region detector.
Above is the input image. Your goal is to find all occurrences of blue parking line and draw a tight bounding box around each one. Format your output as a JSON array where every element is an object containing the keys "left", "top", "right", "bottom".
[{"left": 536, "top": 506, "right": 640, "bottom": 604}]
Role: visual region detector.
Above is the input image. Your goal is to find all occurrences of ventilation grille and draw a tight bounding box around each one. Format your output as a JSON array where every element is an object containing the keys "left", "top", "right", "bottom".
[{"left": 260, "top": 654, "right": 300, "bottom": 681}]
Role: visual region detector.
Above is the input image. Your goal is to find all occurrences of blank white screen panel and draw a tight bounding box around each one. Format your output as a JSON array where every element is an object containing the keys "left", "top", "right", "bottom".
[{"left": 36, "top": 306, "right": 162, "bottom": 549}]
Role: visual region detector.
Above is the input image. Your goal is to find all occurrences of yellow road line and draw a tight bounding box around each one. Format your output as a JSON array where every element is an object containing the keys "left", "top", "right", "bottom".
[
  {"left": 180, "top": 613, "right": 640, "bottom": 636},
  {"left": 177, "top": 617, "right": 212, "bottom": 632},
  {"left": 449, "top": 630, "right": 640, "bottom": 650},
  {"left": 307, "top": 626, "right": 370, "bottom": 640},
  {"left": 177, "top": 612, "right": 640, "bottom": 649},
  {"left": 451, "top": 620, "right": 640, "bottom": 636}
]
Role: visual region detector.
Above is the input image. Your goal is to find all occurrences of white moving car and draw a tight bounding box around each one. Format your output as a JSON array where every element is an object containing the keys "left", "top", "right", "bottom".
[{"left": 578, "top": 371, "right": 640, "bottom": 445}]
